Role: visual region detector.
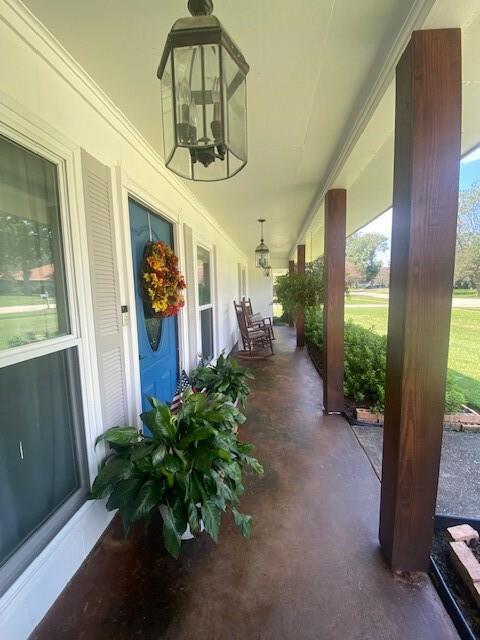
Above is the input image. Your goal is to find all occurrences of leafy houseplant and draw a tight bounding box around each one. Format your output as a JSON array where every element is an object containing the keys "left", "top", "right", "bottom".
[
  {"left": 191, "top": 352, "right": 253, "bottom": 408},
  {"left": 274, "top": 257, "right": 324, "bottom": 317},
  {"left": 90, "top": 391, "right": 263, "bottom": 558}
]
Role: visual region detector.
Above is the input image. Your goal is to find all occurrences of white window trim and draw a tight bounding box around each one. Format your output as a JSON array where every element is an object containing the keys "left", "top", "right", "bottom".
[
  {"left": 0, "top": 108, "right": 107, "bottom": 478},
  {"left": 195, "top": 241, "right": 217, "bottom": 362},
  {"left": 115, "top": 169, "right": 188, "bottom": 425},
  {"left": 0, "top": 116, "right": 112, "bottom": 600}
]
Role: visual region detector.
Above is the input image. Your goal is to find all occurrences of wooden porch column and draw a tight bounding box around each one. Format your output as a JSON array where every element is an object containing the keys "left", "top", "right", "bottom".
[
  {"left": 323, "top": 189, "right": 346, "bottom": 413},
  {"left": 296, "top": 245, "right": 305, "bottom": 347},
  {"left": 379, "top": 29, "right": 461, "bottom": 573},
  {"left": 288, "top": 259, "right": 295, "bottom": 327}
]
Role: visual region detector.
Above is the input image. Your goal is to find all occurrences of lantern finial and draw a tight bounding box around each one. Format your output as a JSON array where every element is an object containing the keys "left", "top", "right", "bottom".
[{"left": 188, "top": 0, "right": 214, "bottom": 16}]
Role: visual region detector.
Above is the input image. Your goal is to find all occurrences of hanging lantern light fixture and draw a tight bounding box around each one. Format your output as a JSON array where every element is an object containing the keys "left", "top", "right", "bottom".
[
  {"left": 255, "top": 219, "right": 270, "bottom": 275},
  {"left": 157, "top": 0, "right": 249, "bottom": 181}
]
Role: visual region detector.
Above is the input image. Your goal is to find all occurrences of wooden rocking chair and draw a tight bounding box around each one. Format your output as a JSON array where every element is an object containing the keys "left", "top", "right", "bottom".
[
  {"left": 241, "top": 297, "right": 275, "bottom": 340},
  {"left": 234, "top": 301, "right": 274, "bottom": 356}
]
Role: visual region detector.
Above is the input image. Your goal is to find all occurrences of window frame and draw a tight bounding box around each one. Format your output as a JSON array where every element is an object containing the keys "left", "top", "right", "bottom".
[
  {"left": 0, "top": 128, "right": 90, "bottom": 595},
  {"left": 195, "top": 242, "right": 216, "bottom": 362}
]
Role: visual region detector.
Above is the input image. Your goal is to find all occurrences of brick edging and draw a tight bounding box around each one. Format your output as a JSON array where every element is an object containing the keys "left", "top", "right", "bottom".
[{"left": 356, "top": 408, "right": 480, "bottom": 431}]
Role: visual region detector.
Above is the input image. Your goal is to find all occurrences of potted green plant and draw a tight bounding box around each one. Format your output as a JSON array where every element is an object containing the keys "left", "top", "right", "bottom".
[
  {"left": 191, "top": 352, "right": 253, "bottom": 408},
  {"left": 90, "top": 391, "right": 263, "bottom": 558}
]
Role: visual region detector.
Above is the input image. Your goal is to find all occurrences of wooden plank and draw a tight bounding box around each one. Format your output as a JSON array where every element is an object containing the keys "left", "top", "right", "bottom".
[
  {"left": 323, "top": 189, "right": 346, "bottom": 413},
  {"left": 296, "top": 245, "right": 306, "bottom": 347},
  {"left": 379, "top": 29, "right": 461, "bottom": 573},
  {"left": 288, "top": 259, "right": 295, "bottom": 327}
]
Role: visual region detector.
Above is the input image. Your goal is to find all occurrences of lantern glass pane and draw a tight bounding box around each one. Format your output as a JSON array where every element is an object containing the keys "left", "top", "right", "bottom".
[
  {"left": 222, "top": 47, "right": 247, "bottom": 163},
  {"left": 161, "top": 52, "right": 175, "bottom": 164},
  {"left": 173, "top": 45, "right": 221, "bottom": 150}
]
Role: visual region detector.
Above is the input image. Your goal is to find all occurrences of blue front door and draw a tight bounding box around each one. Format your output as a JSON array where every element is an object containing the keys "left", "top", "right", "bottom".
[{"left": 129, "top": 198, "right": 179, "bottom": 411}]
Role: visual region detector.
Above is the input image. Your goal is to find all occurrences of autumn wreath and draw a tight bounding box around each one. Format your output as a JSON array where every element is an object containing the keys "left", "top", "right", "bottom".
[{"left": 141, "top": 241, "right": 186, "bottom": 317}]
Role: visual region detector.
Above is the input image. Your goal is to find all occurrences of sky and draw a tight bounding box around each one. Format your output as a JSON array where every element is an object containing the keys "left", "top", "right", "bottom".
[{"left": 359, "top": 147, "right": 480, "bottom": 266}]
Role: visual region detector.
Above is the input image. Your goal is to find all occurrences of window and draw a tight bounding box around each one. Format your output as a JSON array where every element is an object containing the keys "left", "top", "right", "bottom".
[
  {"left": 0, "top": 135, "right": 88, "bottom": 593},
  {"left": 197, "top": 245, "right": 214, "bottom": 361}
]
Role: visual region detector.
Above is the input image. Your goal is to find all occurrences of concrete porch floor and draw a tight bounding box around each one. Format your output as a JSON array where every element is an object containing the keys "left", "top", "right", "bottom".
[{"left": 31, "top": 327, "right": 458, "bottom": 640}]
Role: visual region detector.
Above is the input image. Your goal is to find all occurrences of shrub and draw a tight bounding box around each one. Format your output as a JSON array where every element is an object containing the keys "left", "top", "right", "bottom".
[
  {"left": 304, "top": 305, "right": 323, "bottom": 348},
  {"left": 444, "top": 374, "right": 466, "bottom": 413},
  {"left": 343, "top": 321, "right": 387, "bottom": 413},
  {"left": 305, "top": 309, "right": 466, "bottom": 416}
]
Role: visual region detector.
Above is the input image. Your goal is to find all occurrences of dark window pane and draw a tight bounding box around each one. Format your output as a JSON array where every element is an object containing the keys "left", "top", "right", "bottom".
[
  {"left": 200, "top": 307, "right": 213, "bottom": 361},
  {"left": 0, "top": 348, "right": 84, "bottom": 569},
  {"left": 196, "top": 246, "right": 211, "bottom": 306},
  {"left": 0, "top": 136, "right": 70, "bottom": 350}
]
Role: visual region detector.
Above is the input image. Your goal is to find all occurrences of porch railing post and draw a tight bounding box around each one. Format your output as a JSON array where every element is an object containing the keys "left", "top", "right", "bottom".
[
  {"left": 288, "top": 259, "right": 295, "bottom": 327},
  {"left": 323, "top": 189, "right": 346, "bottom": 413},
  {"left": 379, "top": 28, "right": 461, "bottom": 572},
  {"left": 296, "top": 245, "right": 306, "bottom": 347}
]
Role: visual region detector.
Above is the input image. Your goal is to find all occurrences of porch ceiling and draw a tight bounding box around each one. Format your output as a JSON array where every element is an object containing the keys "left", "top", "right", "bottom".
[{"left": 22, "top": 0, "right": 425, "bottom": 261}]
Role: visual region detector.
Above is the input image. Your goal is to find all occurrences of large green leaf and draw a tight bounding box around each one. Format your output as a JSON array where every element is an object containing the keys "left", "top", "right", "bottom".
[
  {"left": 177, "top": 426, "right": 216, "bottom": 449},
  {"left": 105, "top": 478, "right": 142, "bottom": 511},
  {"left": 130, "top": 442, "right": 155, "bottom": 461},
  {"left": 141, "top": 405, "right": 176, "bottom": 442},
  {"left": 161, "top": 505, "right": 181, "bottom": 558},
  {"left": 172, "top": 498, "right": 188, "bottom": 536},
  {"left": 152, "top": 444, "right": 167, "bottom": 466},
  {"left": 201, "top": 498, "right": 221, "bottom": 543},
  {"left": 193, "top": 447, "right": 216, "bottom": 472},
  {"left": 90, "top": 459, "right": 135, "bottom": 499},
  {"left": 130, "top": 480, "right": 161, "bottom": 522},
  {"left": 232, "top": 509, "right": 252, "bottom": 539},
  {"left": 188, "top": 502, "right": 200, "bottom": 533},
  {"left": 95, "top": 426, "right": 139, "bottom": 448},
  {"left": 242, "top": 455, "right": 264, "bottom": 475}
]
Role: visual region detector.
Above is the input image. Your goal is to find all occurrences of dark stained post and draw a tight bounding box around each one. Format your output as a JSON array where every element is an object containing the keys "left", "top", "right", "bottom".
[
  {"left": 288, "top": 259, "right": 295, "bottom": 327},
  {"left": 296, "top": 245, "right": 306, "bottom": 347},
  {"left": 379, "top": 29, "right": 461, "bottom": 573},
  {"left": 323, "top": 189, "right": 346, "bottom": 413}
]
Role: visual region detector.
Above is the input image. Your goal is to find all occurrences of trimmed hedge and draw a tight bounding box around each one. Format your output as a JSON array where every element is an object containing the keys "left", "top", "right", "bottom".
[{"left": 305, "top": 305, "right": 464, "bottom": 414}]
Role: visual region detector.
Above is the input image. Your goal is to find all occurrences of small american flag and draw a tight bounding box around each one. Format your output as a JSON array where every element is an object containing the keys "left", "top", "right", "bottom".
[{"left": 170, "top": 370, "right": 192, "bottom": 413}]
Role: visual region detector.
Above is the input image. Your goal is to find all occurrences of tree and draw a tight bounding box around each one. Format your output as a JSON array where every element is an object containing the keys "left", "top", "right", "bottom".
[
  {"left": 373, "top": 266, "right": 390, "bottom": 288},
  {"left": 0, "top": 214, "right": 53, "bottom": 294},
  {"left": 345, "top": 261, "right": 361, "bottom": 288},
  {"left": 457, "top": 181, "right": 480, "bottom": 248},
  {"left": 455, "top": 237, "right": 480, "bottom": 292},
  {"left": 454, "top": 182, "right": 480, "bottom": 291},
  {"left": 346, "top": 232, "right": 388, "bottom": 283}
]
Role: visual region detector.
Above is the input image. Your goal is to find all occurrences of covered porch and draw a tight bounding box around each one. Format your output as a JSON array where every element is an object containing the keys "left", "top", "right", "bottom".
[
  {"left": 31, "top": 327, "right": 457, "bottom": 640},
  {"left": 1, "top": 0, "right": 479, "bottom": 637}
]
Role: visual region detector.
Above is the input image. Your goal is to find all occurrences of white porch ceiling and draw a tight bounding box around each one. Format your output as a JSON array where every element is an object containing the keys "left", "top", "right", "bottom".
[{"left": 23, "top": 0, "right": 434, "bottom": 260}]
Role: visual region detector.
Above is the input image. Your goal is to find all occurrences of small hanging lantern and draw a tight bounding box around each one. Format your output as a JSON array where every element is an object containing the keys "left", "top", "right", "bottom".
[
  {"left": 255, "top": 219, "right": 270, "bottom": 274},
  {"left": 157, "top": 0, "right": 249, "bottom": 181}
]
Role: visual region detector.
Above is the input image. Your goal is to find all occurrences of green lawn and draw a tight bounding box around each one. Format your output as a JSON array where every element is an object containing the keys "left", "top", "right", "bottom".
[
  {"left": 345, "top": 304, "right": 480, "bottom": 410},
  {"left": 0, "top": 309, "right": 60, "bottom": 349},
  {"left": 345, "top": 295, "right": 388, "bottom": 305},
  {"left": 453, "top": 288, "right": 479, "bottom": 298},
  {"left": 0, "top": 294, "right": 53, "bottom": 307}
]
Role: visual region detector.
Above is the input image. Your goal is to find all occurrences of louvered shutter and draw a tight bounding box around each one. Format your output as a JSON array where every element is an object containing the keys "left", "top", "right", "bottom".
[
  {"left": 81, "top": 150, "right": 128, "bottom": 429},
  {"left": 183, "top": 224, "right": 198, "bottom": 371}
]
